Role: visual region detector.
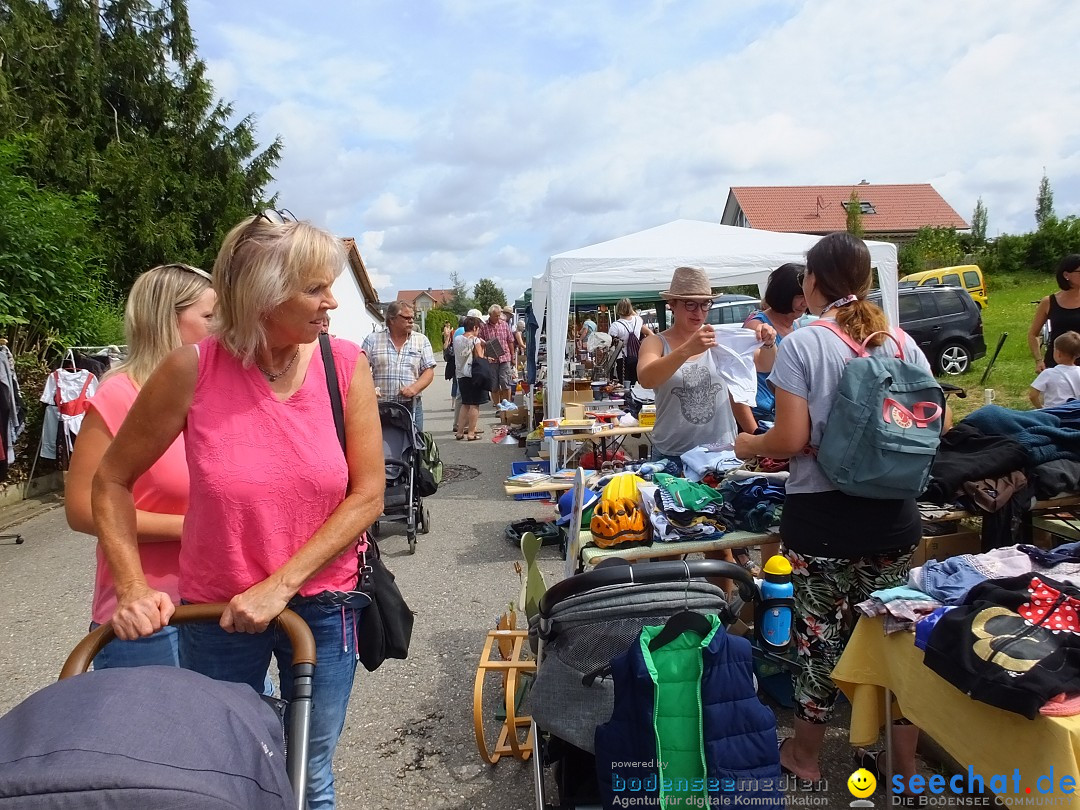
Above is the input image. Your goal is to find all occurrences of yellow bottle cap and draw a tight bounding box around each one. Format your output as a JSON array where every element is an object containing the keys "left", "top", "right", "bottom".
[{"left": 762, "top": 555, "right": 792, "bottom": 577}]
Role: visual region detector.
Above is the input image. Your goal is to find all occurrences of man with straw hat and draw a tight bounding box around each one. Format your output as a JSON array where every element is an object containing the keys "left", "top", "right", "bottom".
[{"left": 637, "top": 266, "right": 774, "bottom": 474}]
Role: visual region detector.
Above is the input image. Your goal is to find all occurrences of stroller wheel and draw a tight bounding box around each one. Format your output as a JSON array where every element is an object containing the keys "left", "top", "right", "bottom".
[
  {"left": 408, "top": 533, "right": 417, "bottom": 554},
  {"left": 419, "top": 507, "right": 431, "bottom": 534}
]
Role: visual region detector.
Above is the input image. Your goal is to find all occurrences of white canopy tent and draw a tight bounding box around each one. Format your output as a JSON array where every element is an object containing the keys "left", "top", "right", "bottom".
[{"left": 532, "top": 219, "right": 900, "bottom": 424}]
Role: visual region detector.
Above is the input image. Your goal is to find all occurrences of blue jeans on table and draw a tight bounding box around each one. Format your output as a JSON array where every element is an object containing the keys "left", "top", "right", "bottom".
[
  {"left": 649, "top": 449, "right": 685, "bottom": 477},
  {"left": 90, "top": 623, "right": 179, "bottom": 669},
  {"left": 178, "top": 601, "right": 362, "bottom": 810}
]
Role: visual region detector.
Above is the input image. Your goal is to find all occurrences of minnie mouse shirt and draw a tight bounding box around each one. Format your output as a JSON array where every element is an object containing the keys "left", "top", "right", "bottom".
[{"left": 923, "top": 573, "right": 1080, "bottom": 718}]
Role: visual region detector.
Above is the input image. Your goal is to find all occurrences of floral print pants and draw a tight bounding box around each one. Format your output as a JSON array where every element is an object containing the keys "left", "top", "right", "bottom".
[{"left": 786, "top": 546, "right": 915, "bottom": 724}]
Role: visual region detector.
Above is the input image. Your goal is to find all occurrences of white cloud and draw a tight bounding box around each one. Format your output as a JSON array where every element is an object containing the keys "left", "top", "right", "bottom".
[{"left": 189, "top": 0, "right": 1080, "bottom": 299}]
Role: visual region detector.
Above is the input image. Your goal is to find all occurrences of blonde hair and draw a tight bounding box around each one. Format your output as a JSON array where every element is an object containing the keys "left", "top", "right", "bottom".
[
  {"left": 213, "top": 216, "right": 346, "bottom": 364},
  {"left": 110, "top": 264, "right": 213, "bottom": 386},
  {"left": 615, "top": 298, "right": 635, "bottom": 319}
]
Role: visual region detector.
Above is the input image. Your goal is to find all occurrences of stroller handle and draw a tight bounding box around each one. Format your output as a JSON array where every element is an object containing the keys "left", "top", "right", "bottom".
[
  {"left": 538, "top": 559, "right": 759, "bottom": 617},
  {"left": 58, "top": 603, "right": 317, "bottom": 680}
]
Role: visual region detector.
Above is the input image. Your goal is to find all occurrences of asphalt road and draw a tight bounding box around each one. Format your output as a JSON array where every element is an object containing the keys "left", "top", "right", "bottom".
[{"left": 0, "top": 365, "right": 931, "bottom": 809}]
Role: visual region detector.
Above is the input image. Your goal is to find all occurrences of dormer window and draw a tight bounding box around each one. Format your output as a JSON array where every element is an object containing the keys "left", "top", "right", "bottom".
[{"left": 842, "top": 199, "right": 877, "bottom": 215}]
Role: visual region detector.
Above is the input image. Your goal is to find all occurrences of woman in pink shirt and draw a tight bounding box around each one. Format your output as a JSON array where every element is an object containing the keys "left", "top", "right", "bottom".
[
  {"left": 93, "top": 211, "right": 384, "bottom": 810},
  {"left": 66, "top": 263, "right": 215, "bottom": 668}
]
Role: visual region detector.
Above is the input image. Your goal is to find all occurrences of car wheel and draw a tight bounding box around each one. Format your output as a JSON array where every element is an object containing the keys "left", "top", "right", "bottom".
[{"left": 937, "top": 342, "right": 971, "bottom": 375}]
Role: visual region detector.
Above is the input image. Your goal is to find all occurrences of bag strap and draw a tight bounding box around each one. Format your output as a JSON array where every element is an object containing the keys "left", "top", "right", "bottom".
[
  {"left": 810, "top": 319, "right": 907, "bottom": 360},
  {"left": 319, "top": 333, "right": 346, "bottom": 454}
]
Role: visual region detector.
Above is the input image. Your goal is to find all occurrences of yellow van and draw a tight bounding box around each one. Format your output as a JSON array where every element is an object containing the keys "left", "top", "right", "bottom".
[{"left": 899, "top": 265, "right": 987, "bottom": 309}]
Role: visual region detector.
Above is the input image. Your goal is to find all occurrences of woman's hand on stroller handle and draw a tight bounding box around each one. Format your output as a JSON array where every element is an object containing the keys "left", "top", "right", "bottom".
[
  {"left": 111, "top": 584, "right": 175, "bottom": 640},
  {"left": 221, "top": 579, "right": 293, "bottom": 634}
]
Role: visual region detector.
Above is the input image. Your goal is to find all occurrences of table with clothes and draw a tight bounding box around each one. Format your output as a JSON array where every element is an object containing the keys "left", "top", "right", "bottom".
[
  {"left": 922, "top": 400, "right": 1080, "bottom": 550},
  {"left": 572, "top": 447, "right": 787, "bottom": 571},
  {"left": 833, "top": 541, "right": 1080, "bottom": 807}
]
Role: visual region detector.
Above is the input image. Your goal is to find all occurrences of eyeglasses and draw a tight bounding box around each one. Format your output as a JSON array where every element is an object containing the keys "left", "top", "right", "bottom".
[
  {"left": 677, "top": 300, "right": 712, "bottom": 312},
  {"left": 397, "top": 315, "right": 415, "bottom": 322}
]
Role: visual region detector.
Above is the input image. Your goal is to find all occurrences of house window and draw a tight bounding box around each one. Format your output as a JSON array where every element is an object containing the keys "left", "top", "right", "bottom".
[{"left": 841, "top": 200, "right": 877, "bottom": 215}]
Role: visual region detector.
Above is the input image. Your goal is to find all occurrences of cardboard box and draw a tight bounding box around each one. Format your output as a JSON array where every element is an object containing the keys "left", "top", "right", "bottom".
[
  {"left": 910, "top": 530, "right": 980, "bottom": 567},
  {"left": 500, "top": 408, "right": 526, "bottom": 426}
]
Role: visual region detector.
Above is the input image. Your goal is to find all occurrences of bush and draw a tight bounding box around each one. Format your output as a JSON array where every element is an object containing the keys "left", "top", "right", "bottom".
[{"left": 424, "top": 308, "right": 459, "bottom": 350}]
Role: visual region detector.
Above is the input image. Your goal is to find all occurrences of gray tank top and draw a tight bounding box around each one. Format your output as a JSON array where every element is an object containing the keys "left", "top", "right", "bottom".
[{"left": 651, "top": 334, "right": 736, "bottom": 456}]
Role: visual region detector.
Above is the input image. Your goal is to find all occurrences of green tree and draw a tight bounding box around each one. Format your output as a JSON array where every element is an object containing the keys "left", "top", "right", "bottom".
[
  {"left": 971, "top": 197, "right": 988, "bottom": 247},
  {"left": 446, "top": 271, "right": 473, "bottom": 314},
  {"left": 473, "top": 278, "right": 507, "bottom": 312},
  {"left": 0, "top": 137, "right": 122, "bottom": 356},
  {"left": 845, "top": 191, "right": 864, "bottom": 239},
  {"left": 1036, "top": 171, "right": 1055, "bottom": 229},
  {"left": 0, "top": 0, "right": 281, "bottom": 287},
  {"left": 898, "top": 227, "right": 964, "bottom": 276},
  {"left": 424, "top": 307, "right": 457, "bottom": 350}
]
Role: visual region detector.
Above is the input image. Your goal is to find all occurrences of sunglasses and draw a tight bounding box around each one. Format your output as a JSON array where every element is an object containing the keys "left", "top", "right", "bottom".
[{"left": 254, "top": 208, "right": 297, "bottom": 225}]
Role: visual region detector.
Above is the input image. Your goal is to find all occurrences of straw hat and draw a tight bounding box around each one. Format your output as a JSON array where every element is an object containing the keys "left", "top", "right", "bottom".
[{"left": 659, "top": 266, "right": 715, "bottom": 301}]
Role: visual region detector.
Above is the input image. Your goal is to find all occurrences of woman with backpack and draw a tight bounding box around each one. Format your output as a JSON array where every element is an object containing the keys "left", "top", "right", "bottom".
[
  {"left": 607, "top": 298, "right": 652, "bottom": 386},
  {"left": 734, "top": 232, "right": 938, "bottom": 791}
]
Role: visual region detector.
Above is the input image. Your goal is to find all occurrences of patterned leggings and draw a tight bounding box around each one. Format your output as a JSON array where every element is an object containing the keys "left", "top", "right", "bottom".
[{"left": 786, "top": 546, "right": 915, "bottom": 724}]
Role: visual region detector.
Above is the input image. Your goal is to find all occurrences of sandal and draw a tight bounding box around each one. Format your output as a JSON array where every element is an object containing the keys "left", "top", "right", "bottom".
[
  {"left": 455, "top": 434, "right": 464, "bottom": 441},
  {"left": 778, "top": 737, "right": 826, "bottom": 791},
  {"left": 467, "top": 435, "right": 481, "bottom": 441}
]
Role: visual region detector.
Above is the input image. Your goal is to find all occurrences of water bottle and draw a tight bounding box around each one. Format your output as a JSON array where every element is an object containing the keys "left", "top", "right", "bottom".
[{"left": 759, "top": 555, "right": 793, "bottom": 647}]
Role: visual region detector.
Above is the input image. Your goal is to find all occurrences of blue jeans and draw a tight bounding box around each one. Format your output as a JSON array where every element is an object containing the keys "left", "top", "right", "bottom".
[
  {"left": 178, "top": 601, "right": 362, "bottom": 810},
  {"left": 649, "top": 449, "right": 685, "bottom": 477},
  {"left": 90, "top": 623, "right": 179, "bottom": 669}
]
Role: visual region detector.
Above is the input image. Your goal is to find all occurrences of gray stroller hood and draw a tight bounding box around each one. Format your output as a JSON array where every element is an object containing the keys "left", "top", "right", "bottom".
[
  {"left": 0, "top": 666, "right": 295, "bottom": 809},
  {"left": 528, "top": 580, "right": 730, "bottom": 753}
]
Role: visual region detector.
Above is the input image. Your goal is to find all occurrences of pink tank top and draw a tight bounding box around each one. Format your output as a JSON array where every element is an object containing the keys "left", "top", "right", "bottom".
[
  {"left": 181, "top": 336, "right": 362, "bottom": 603},
  {"left": 88, "top": 373, "right": 187, "bottom": 623}
]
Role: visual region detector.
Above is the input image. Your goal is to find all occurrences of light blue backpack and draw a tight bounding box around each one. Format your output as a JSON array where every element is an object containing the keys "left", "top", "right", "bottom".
[{"left": 811, "top": 320, "right": 945, "bottom": 499}]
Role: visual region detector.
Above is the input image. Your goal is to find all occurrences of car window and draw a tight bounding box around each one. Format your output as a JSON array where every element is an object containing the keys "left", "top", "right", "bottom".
[
  {"left": 963, "top": 270, "right": 981, "bottom": 289},
  {"left": 942, "top": 273, "right": 961, "bottom": 288},
  {"left": 706, "top": 307, "right": 720, "bottom": 325},
  {"left": 918, "top": 278, "right": 935, "bottom": 286},
  {"left": 918, "top": 292, "right": 940, "bottom": 317},
  {"left": 936, "top": 290, "right": 966, "bottom": 316},
  {"left": 899, "top": 294, "right": 923, "bottom": 322},
  {"left": 735, "top": 304, "right": 755, "bottom": 323}
]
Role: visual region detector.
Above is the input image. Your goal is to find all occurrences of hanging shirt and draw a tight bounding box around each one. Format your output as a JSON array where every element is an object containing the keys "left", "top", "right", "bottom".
[
  {"left": 87, "top": 373, "right": 187, "bottom": 623},
  {"left": 39, "top": 369, "right": 98, "bottom": 458},
  {"left": 0, "top": 346, "right": 23, "bottom": 466},
  {"left": 651, "top": 335, "right": 737, "bottom": 457}
]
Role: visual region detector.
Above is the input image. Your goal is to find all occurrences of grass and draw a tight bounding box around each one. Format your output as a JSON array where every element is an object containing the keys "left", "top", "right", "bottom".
[{"left": 944, "top": 273, "right": 1050, "bottom": 420}]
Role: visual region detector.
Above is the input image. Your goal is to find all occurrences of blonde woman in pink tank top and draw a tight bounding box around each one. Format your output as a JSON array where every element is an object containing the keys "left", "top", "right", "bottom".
[
  {"left": 66, "top": 263, "right": 215, "bottom": 669},
  {"left": 93, "top": 212, "right": 385, "bottom": 810}
]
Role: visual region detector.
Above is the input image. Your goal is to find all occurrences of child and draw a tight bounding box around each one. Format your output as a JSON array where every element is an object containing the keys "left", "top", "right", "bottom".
[{"left": 1030, "top": 331, "right": 1080, "bottom": 407}]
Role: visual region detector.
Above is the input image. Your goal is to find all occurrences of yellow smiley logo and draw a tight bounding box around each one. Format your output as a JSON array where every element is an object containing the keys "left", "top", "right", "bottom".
[{"left": 848, "top": 768, "right": 877, "bottom": 798}]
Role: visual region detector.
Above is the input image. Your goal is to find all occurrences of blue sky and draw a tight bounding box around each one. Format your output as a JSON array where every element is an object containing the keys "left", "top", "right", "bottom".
[{"left": 187, "top": 0, "right": 1080, "bottom": 303}]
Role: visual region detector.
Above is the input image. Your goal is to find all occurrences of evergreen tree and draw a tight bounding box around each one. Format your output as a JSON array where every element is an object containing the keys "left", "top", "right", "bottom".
[
  {"left": 845, "top": 190, "right": 864, "bottom": 239},
  {"left": 1036, "top": 171, "right": 1055, "bottom": 228},
  {"left": 971, "top": 197, "right": 988, "bottom": 246},
  {"left": 446, "top": 271, "right": 473, "bottom": 315},
  {"left": 0, "top": 0, "right": 281, "bottom": 286}
]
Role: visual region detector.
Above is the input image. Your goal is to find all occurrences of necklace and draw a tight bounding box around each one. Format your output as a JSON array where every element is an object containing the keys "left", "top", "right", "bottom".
[{"left": 256, "top": 345, "right": 300, "bottom": 382}]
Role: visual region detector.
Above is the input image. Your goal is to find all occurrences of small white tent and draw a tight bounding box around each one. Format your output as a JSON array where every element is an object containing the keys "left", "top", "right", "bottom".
[{"left": 532, "top": 219, "right": 899, "bottom": 422}]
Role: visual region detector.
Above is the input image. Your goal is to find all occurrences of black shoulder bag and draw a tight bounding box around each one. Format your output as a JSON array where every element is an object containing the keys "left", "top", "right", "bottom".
[{"left": 320, "top": 334, "right": 415, "bottom": 672}]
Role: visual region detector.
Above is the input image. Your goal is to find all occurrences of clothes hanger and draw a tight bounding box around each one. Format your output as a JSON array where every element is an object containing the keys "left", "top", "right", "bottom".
[{"left": 647, "top": 561, "right": 713, "bottom": 652}]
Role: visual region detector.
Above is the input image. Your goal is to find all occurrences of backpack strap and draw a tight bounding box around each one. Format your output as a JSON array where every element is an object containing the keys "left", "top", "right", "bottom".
[{"left": 810, "top": 320, "right": 907, "bottom": 360}]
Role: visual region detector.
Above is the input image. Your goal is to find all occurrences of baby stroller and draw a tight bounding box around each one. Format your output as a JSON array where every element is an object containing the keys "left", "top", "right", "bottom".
[
  {"left": 0, "top": 604, "right": 316, "bottom": 810},
  {"left": 372, "top": 399, "right": 430, "bottom": 554},
  {"left": 528, "top": 559, "right": 789, "bottom": 810}
]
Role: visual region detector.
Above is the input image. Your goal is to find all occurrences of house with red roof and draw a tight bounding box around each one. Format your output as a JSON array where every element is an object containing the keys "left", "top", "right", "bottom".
[
  {"left": 396, "top": 288, "right": 454, "bottom": 313},
  {"left": 721, "top": 183, "right": 968, "bottom": 241}
]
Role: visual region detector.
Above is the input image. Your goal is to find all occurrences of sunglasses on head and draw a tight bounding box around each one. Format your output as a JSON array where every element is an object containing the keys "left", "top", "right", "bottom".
[{"left": 254, "top": 208, "right": 297, "bottom": 225}]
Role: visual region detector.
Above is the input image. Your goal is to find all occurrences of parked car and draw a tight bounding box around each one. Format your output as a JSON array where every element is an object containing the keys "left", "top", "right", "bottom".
[
  {"left": 899, "top": 264, "right": 987, "bottom": 309},
  {"left": 869, "top": 286, "right": 986, "bottom": 375},
  {"left": 706, "top": 294, "right": 760, "bottom": 326}
]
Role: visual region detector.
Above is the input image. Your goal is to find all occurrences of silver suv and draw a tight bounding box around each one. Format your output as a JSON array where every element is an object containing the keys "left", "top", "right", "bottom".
[{"left": 706, "top": 294, "right": 759, "bottom": 326}]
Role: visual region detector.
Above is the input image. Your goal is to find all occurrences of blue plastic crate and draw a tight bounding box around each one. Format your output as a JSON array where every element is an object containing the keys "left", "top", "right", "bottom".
[{"left": 510, "top": 460, "right": 553, "bottom": 501}]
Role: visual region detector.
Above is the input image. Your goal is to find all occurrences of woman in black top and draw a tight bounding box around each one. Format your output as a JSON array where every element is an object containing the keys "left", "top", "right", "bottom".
[{"left": 1030, "top": 255, "right": 1080, "bottom": 371}]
